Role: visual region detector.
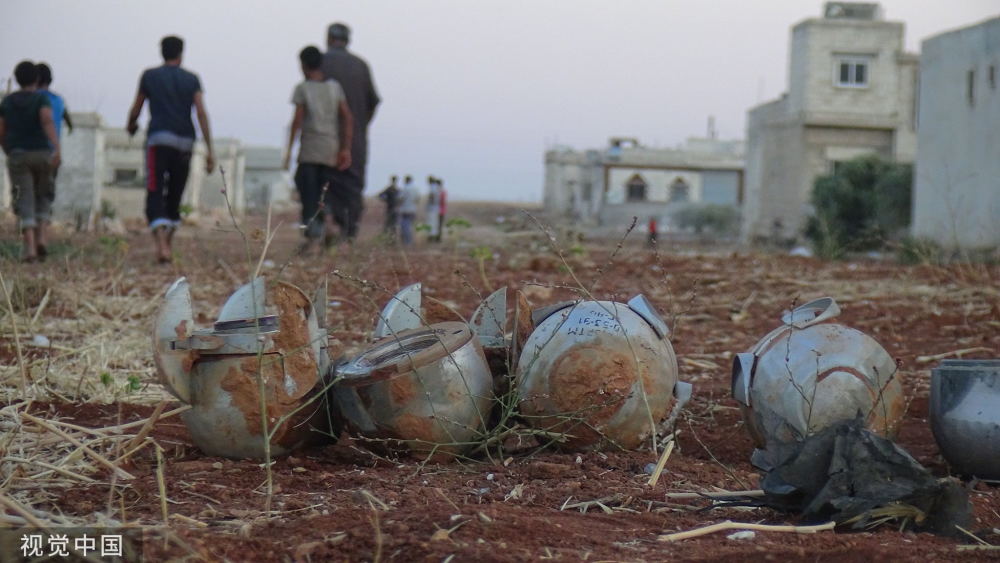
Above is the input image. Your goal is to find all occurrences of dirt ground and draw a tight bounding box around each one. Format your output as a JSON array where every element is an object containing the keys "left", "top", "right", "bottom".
[{"left": 2, "top": 201, "right": 999, "bottom": 562}]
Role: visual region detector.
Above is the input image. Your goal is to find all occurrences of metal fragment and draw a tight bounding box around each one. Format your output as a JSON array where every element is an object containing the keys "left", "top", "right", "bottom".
[
  {"left": 731, "top": 297, "right": 904, "bottom": 468},
  {"left": 930, "top": 359, "right": 1000, "bottom": 480},
  {"left": 153, "top": 277, "right": 333, "bottom": 459},
  {"left": 373, "top": 283, "right": 422, "bottom": 339},
  {"left": 516, "top": 296, "right": 687, "bottom": 451},
  {"left": 334, "top": 322, "right": 494, "bottom": 460}
]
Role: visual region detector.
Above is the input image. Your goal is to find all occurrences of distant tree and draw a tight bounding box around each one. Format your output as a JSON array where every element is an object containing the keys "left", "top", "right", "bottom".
[
  {"left": 672, "top": 204, "right": 740, "bottom": 237},
  {"left": 805, "top": 155, "right": 912, "bottom": 258}
]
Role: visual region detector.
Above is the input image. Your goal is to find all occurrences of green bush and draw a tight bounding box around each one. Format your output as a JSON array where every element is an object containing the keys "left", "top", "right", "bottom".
[
  {"left": 445, "top": 217, "right": 471, "bottom": 230},
  {"left": 805, "top": 155, "right": 912, "bottom": 259},
  {"left": 100, "top": 199, "right": 118, "bottom": 220},
  {"left": 895, "top": 237, "right": 943, "bottom": 265},
  {"left": 672, "top": 204, "right": 740, "bottom": 237}
]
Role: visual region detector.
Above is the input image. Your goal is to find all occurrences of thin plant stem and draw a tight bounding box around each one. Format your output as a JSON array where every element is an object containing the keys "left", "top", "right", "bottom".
[{"left": 0, "top": 269, "right": 28, "bottom": 398}]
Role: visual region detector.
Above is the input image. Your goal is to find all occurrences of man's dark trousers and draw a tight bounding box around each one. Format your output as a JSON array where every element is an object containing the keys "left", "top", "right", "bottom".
[
  {"left": 327, "top": 168, "right": 364, "bottom": 240},
  {"left": 295, "top": 163, "right": 333, "bottom": 240},
  {"left": 145, "top": 145, "right": 191, "bottom": 226}
]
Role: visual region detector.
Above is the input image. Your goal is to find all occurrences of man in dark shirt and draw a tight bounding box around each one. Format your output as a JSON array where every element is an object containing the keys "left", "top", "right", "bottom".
[
  {"left": 126, "top": 35, "right": 215, "bottom": 263},
  {"left": 322, "top": 22, "right": 380, "bottom": 242},
  {"left": 0, "top": 60, "right": 61, "bottom": 262},
  {"left": 378, "top": 175, "right": 400, "bottom": 238}
]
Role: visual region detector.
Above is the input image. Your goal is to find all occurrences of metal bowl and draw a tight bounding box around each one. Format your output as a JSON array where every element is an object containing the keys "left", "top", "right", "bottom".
[
  {"left": 731, "top": 298, "right": 904, "bottom": 468},
  {"left": 930, "top": 360, "right": 1000, "bottom": 480},
  {"left": 515, "top": 297, "right": 685, "bottom": 451},
  {"left": 154, "top": 277, "right": 334, "bottom": 459},
  {"left": 333, "top": 322, "right": 494, "bottom": 460}
]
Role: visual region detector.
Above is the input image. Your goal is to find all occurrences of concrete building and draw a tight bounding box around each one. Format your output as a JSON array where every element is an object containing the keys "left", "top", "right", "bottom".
[
  {"left": 742, "top": 2, "right": 919, "bottom": 243},
  {"left": 912, "top": 17, "right": 1000, "bottom": 250},
  {"left": 1, "top": 112, "right": 289, "bottom": 229},
  {"left": 544, "top": 136, "right": 745, "bottom": 231},
  {"left": 243, "top": 146, "right": 293, "bottom": 212}
]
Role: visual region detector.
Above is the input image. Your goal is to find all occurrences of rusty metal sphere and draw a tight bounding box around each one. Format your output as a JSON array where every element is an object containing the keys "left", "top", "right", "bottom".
[
  {"left": 732, "top": 298, "right": 904, "bottom": 467},
  {"left": 154, "top": 277, "right": 334, "bottom": 459},
  {"left": 515, "top": 298, "right": 682, "bottom": 451},
  {"left": 333, "top": 322, "right": 494, "bottom": 460}
]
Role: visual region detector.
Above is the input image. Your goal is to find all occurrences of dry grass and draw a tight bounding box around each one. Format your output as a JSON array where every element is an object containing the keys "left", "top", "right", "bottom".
[
  {"left": 0, "top": 400, "right": 188, "bottom": 527},
  {"left": 0, "top": 207, "right": 996, "bottom": 544}
]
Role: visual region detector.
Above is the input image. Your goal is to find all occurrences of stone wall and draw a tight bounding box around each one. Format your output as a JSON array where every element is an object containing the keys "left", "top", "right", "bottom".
[
  {"left": 913, "top": 17, "right": 1000, "bottom": 249},
  {"left": 53, "top": 112, "right": 105, "bottom": 229},
  {"left": 244, "top": 146, "right": 292, "bottom": 212},
  {"left": 893, "top": 54, "right": 920, "bottom": 161},
  {"left": 185, "top": 140, "right": 245, "bottom": 217},
  {"left": 742, "top": 98, "right": 807, "bottom": 241},
  {"left": 0, "top": 154, "right": 9, "bottom": 213}
]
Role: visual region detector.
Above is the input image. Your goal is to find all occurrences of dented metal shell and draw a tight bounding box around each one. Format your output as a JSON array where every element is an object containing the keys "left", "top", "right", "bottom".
[
  {"left": 153, "top": 277, "right": 334, "bottom": 459},
  {"left": 153, "top": 278, "right": 197, "bottom": 403},
  {"left": 334, "top": 322, "right": 494, "bottom": 459},
  {"left": 470, "top": 287, "right": 508, "bottom": 349},
  {"left": 515, "top": 298, "right": 685, "bottom": 451},
  {"left": 373, "top": 283, "right": 422, "bottom": 339},
  {"left": 732, "top": 297, "right": 904, "bottom": 467},
  {"left": 470, "top": 287, "right": 512, "bottom": 382},
  {"left": 930, "top": 360, "right": 1000, "bottom": 479}
]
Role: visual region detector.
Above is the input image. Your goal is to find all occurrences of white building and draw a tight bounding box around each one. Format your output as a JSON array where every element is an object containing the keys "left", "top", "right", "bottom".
[
  {"left": 912, "top": 17, "right": 1000, "bottom": 250},
  {"left": 243, "top": 146, "right": 293, "bottom": 212},
  {"left": 742, "top": 2, "right": 918, "bottom": 243},
  {"left": 1, "top": 112, "right": 290, "bottom": 228},
  {"left": 544, "top": 136, "right": 744, "bottom": 231}
]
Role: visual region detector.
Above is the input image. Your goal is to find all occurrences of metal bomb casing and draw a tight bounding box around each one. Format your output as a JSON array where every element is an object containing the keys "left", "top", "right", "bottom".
[
  {"left": 154, "top": 277, "right": 333, "bottom": 459},
  {"left": 333, "top": 322, "right": 494, "bottom": 460},
  {"left": 930, "top": 359, "right": 1000, "bottom": 480},
  {"left": 516, "top": 296, "right": 687, "bottom": 451},
  {"left": 732, "top": 297, "right": 904, "bottom": 466}
]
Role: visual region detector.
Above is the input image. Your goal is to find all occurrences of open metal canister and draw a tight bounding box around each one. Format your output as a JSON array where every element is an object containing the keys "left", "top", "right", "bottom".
[
  {"left": 153, "top": 277, "right": 334, "bottom": 459},
  {"left": 333, "top": 322, "right": 494, "bottom": 459},
  {"left": 930, "top": 359, "right": 1000, "bottom": 480},
  {"left": 731, "top": 297, "right": 904, "bottom": 468},
  {"left": 515, "top": 296, "right": 689, "bottom": 451},
  {"left": 373, "top": 284, "right": 511, "bottom": 378}
]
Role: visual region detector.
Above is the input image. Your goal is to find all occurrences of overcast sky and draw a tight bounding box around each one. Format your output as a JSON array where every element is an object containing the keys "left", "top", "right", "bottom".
[{"left": 2, "top": 1, "right": 996, "bottom": 202}]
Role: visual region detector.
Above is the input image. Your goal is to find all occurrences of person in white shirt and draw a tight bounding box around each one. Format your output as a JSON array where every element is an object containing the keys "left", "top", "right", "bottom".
[{"left": 398, "top": 175, "right": 420, "bottom": 246}]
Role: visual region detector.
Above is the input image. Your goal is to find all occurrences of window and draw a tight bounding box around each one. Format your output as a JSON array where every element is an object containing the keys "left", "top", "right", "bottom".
[
  {"left": 669, "top": 178, "right": 690, "bottom": 203},
  {"left": 114, "top": 169, "right": 138, "bottom": 184},
  {"left": 968, "top": 69, "right": 975, "bottom": 106},
  {"left": 626, "top": 174, "right": 647, "bottom": 202},
  {"left": 835, "top": 56, "right": 870, "bottom": 88}
]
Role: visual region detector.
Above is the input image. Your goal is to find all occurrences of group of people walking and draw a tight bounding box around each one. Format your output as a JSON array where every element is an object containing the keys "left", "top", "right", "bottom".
[
  {"left": 0, "top": 61, "right": 72, "bottom": 262},
  {"left": 1, "top": 22, "right": 381, "bottom": 263},
  {"left": 378, "top": 174, "right": 448, "bottom": 246},
  {"left": 283, "top": 23, "right": 380, "bottom": 255}
]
